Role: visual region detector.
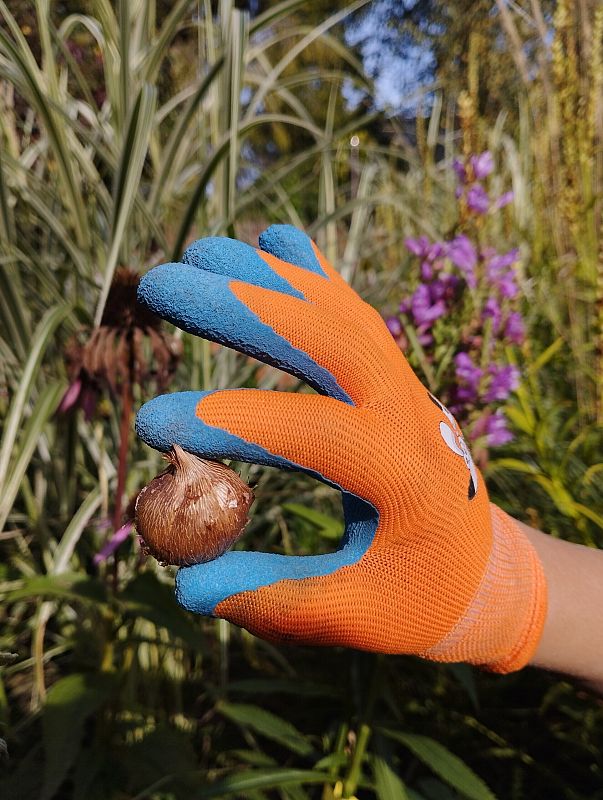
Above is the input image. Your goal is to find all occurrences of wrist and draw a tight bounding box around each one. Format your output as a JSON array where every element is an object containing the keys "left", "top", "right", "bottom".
[{"left": 522, "top": 522, "right": 603, "bottom": 689}]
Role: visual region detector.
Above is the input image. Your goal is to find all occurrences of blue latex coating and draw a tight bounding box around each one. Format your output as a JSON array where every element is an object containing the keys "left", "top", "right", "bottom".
[
  {"left": 175, "top": 494, "right": 377, "bottom": 615},
  {"left": 137, "top": 263, "right": 352, "bottom": 404},
  {"left": 135, "top": 390, "right": 378, "bottom": 614},
  {"left": 182, "top": 237, "right": 305, "bottom": 297},
  {"left": 258, "top": 224, "right": 327, "bottom": 276},
  {"left": 136, "top": 389, "right": 321, "bottom": 469}
]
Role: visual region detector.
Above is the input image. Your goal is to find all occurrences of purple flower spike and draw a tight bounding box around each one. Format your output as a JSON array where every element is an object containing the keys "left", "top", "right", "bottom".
[
  {"left": 485, "top": 409, "right": 514, "bottom": 446},
  {"left": 470, "top": 151, "right": 494, "bottom": 180},
  {"left": 467, "top": 184, "right": 490, "bottom": 214},
  {"left": 505, "top": 311, "right": 525, "bottom": 344},
  {"left": 93, "top": 521, "right": 134, "bottom": 565},
  {"left": 386, "top": 316, "right": 403, "bottom": 338},
  {"left": 484, "top": 364, "right": 520, "bottom": 403}
]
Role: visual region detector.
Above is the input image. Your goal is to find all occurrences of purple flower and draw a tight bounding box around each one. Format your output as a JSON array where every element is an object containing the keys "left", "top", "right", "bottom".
[
  {"left": 486, "top": 249, "right": 519, "bottom": 273},
  {"left": 483, "top": 363, "right": 520, "bottom": 402},
  {"left": 411, "top": 283, "right": 447, "bottom": 326},
  {"left": 93, "top": 521, "right": 134, "bottom": 565},
  {"left": 500, "top": 275, "right": 518, "bottom": 299},
  {"left": 421, "top": 261, "right": 434, "bottom": 281},
  {"left": 494, "top": 191, "right": 514, "bottom": 209},
  {"left": 447, "top": 235, "right": 477, "bottom": 270},
  {"left": 57, "top": 377, "right": 83, "bottom": 414},
  {"left": 453, "top": 159, "right": 467, "bottom": 183},
  {"left": 483, "top": 296, "right": 502, "bottom": 333},
  {"left": 57, "top": 374, "right": 99, "bottom": 421},
  {"left": 399, "top": 297, "right": 411, "bottom": 315},
  {"left": 429, "top": 278, "right": 446, "bottom": 301},
  {"left": 406, "top": 236, "right": 446, "bottom": 263},
  {"left": 485, "top": 409, "right": 514, "bottom": 446},
  {"left": 429, "top": 274, "right": 459, "bottom": 301},
  {"left": 467, "top": 184, "right": 490, "bottom": 214},
  {"left": 486, "top": 249, "right": 520, "bottom": 299},
  {"left": 386, "top": 316, "right": 403, "bottom": 337},
  {"left": 405, "top": 235, "right": 431, "bottom": 258},
  {"left": 447, "top": 235, "right": 477, "bottom": 288},
  {"left": 470, "top": 151, "right": 494, "bottom": 180},
  {"left": 505, "top": 312, "right": 525, "bottom": 344},
  {"left": 427, "top": 242, "right": 446, "bottom": 260},
  {"left": 454, "top": 352, "right": 483, "bottom": 404}
]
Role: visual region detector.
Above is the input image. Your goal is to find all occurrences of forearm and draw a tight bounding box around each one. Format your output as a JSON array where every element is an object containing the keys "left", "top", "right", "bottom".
[{"left": 519, "top": 520, "right": 603, "bottom": 692}]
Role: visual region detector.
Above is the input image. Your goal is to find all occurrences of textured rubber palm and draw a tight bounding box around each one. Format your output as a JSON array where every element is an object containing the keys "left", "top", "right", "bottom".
[{"left": 136, "top": 226, "right": 547, "bottom": 672}]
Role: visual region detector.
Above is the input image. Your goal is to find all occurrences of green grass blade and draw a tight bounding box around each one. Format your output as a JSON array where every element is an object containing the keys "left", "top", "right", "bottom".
[
  {"left": 249, "top": 0, "right": 307, "bottom": 34},
  {"left": 244, "top": 0, "right": 370, "bottom": 120},
  {"left": 219, "top": 702, "right": 315, "bottom": 757},
  {"left": 149, "top": 57, "right": 223, "bottom": 213},
  {"left": 379, "top": 730, "right": 496, "bottom": 800},
  {"left": 373, "top": 753, "right": 409, "bottom": 800},
  {"left": 0, "top": 379, "right": 65, "bottom": 531},
  {"left": 51, "top": 488, "right": 103, "bottom": 575},
  {"left": 196, "top": 769, "right": 330, "bottom": 798},
  {"left": 139, "top": 0, "right": 195, "bottom": 85},
  {"left": 0, "top": 303, "right": 70, "bottom": 491},
  {"left": 171, "top": 113, "right": 323, "bottom": 258}
]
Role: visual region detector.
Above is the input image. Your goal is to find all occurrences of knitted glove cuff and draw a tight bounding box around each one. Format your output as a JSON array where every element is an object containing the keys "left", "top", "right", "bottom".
[{"left": 419, "top": 505, "right": 548, "bottom": 673}]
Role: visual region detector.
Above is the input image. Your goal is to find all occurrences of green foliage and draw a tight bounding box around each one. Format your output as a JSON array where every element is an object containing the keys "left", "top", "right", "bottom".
[{"left": 378, "top": 730, "right": 495, "bottom": 800}]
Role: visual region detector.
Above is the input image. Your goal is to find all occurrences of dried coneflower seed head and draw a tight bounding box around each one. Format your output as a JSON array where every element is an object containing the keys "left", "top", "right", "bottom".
[{"left": 134, "top": 445, "right": 254, "bottom": 566}]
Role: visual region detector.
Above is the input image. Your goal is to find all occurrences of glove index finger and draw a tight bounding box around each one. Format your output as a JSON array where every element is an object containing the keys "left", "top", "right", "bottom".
[{"left": 137, "top": 262, "right": 352, "bottom": 403}]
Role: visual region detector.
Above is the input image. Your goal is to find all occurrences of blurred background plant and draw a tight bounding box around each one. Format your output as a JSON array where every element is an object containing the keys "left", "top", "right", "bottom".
[{"left": 0, "top": 1, "right": 602, "bottom": 799}]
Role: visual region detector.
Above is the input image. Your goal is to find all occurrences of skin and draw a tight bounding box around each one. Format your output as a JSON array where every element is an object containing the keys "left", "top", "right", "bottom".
[{"left": 522, "top": 520, "right": 603, "bottom": 694}]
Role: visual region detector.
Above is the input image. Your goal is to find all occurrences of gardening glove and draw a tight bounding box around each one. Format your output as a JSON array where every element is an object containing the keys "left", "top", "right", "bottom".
[{"left": 135, "top": 225, "right": 547, "bottom": 673}]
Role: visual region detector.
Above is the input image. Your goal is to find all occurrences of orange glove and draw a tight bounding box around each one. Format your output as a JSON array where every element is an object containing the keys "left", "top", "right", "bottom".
[{"left": 135, "top": 225, "right": 547, "bottom": 673}]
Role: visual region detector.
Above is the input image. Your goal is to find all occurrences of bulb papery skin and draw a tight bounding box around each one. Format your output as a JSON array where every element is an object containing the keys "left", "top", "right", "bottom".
[{"left": 134, "top": 444, "right": 254, "bottom": 566}]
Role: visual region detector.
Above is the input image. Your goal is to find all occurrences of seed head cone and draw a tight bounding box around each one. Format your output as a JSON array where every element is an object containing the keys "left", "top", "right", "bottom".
[{"left": 135, "top": 445, "right": 254, "bottom": 566}]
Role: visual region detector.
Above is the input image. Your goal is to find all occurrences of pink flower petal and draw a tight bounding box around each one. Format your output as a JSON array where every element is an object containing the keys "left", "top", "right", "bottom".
[
  {"left": 93, "top": 521, "right": 134, "bottom": 565},
  {"left": 57, "top": 377, "right": 82, "bottom": 414}
]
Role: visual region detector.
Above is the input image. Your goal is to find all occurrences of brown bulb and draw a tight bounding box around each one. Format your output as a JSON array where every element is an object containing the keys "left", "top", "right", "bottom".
[{"left": 134, "top": 444, "right": 254, "bottom": 566}]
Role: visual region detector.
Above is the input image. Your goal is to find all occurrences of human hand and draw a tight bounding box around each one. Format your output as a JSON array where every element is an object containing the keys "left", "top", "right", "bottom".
[{"left": 135, "top": 225, "right": 546, "bottom": 673}]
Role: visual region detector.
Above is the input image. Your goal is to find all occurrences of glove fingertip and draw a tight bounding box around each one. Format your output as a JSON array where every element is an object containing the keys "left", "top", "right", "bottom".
[
  {"left": 183, "top": 236, "right": 303, "bottom": 297},
  {"left": 259, "top": 224, "right": 327, "bottom": 277}
]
